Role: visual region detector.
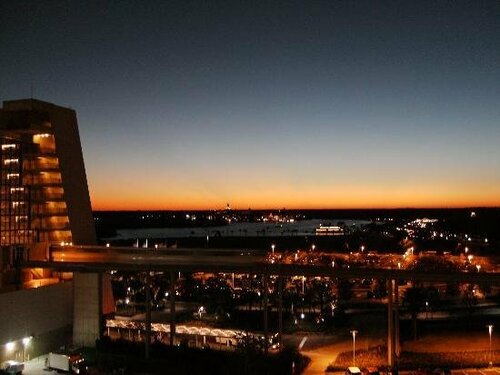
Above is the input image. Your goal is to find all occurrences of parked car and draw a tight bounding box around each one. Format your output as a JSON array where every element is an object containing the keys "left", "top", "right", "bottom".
[
  {"left": 0, "top": 361, "right": 24, "bottom": 375},
  {"left": 346, "top": 367, "right": 362, "bottom": 375},
  {"left": 363, "top": 367, "right": 380, "bottom": 375},
  {"left": 433, "top": 368, "right": 451, "bottom": 375}
]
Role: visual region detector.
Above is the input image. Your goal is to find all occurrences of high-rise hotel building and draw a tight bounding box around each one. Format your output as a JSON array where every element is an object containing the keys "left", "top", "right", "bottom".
[
  {"left": 0, "top": 99, "right": 97, "bottom": 360},
  {"left": 0, "top": 99, "right": 95, "bottom": 266}
]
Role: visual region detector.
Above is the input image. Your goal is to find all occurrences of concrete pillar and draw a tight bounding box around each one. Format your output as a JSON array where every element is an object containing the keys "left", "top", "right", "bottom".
[
  {"left": 263, "top": 274, "right": 268, "bottom": 354},
  {"left": 73, "top": 272, "right": 102, "bottom": 347},
  {"left": 169, "top": 271, "right": 176, "bottom": 346},
  {"left": 394, "top": 280, "right": 400, "bottom": 358},
  {"left": 387, "top": 279, "right": 394, "bottom": 368},
  {"left": 145, "top": 273, "right": 152, "bottom": 359},
  {"left": 278, "top": 276, "right": 283, "bottom": 351}
]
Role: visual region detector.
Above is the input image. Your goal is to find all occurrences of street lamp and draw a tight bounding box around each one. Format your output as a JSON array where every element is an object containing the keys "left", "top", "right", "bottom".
[
  {"left": 350, "top": 330, "right": 358, "bottom": 366},
  {"left": 311, "top": 244, "right": 316, "bottom": 252},
  {"left": 271, "top": 244, "right": 275, "bottom": 255},
  {"left": 22, "top": 336, "right": 32, "bottom": 361},
  {"left": 198, "top": 306, "right": 205, "bottom": 319},
  {"left": 487, "top": 324, "right": 493, "bottom": 366}
]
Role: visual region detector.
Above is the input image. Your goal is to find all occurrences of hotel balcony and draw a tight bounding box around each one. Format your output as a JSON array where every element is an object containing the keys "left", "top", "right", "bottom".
[
  {"left": 30, "top": 194, "right": 65, "bottom": 202},
  {"left": 38, "top": 224, "right": 71, "bottom": 232},
  {"left": 27, "top": 178, "right": 63, "bottom": 187},
  {"left": 33, "top": 209, "right": 69, "bottom": 217}
]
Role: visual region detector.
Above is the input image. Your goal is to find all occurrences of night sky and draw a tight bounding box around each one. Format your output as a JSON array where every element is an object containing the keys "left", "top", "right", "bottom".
[{"left": 1, "top": 1, "right": 499, "bottom": 210}]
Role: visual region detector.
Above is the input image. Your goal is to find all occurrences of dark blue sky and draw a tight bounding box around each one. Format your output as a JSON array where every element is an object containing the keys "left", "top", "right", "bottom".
[{"left": 1, "top": 1, "right": 499, "bottom": 209}]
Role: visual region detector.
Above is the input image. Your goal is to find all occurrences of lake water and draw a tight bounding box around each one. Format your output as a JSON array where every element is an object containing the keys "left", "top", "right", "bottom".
[{"left": 106, "top": 219, "right": 371, "bottom": 240}]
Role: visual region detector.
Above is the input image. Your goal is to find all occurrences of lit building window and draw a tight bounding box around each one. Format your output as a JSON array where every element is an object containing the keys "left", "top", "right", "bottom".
[{"left": 1, "top": 144, "right": 17, "bottom": 150}]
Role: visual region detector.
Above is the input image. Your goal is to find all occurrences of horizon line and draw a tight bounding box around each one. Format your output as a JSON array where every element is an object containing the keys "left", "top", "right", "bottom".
[{"left": 92, "top": 205, "right": 500, "bottom": 212}]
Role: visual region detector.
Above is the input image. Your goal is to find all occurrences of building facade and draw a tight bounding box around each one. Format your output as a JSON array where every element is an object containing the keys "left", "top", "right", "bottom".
[{"left": 0, "top": 99, "right": 99, "bottom": 360}]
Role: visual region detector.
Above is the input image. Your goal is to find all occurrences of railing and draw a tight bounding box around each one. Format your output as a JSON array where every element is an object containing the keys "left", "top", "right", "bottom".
[
  {"left": 33, "top": 209, "right": 68, "bottom": 216},
  {"left": 28, "top": 177, "right": 62, "bottom": 185}
]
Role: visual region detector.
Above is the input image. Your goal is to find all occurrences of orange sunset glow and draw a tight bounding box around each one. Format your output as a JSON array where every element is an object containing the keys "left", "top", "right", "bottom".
[{"left": 89, "top": 178, "right": 500, "bottom": 210}]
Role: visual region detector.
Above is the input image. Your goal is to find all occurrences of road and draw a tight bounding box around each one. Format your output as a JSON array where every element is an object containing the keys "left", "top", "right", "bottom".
[{"left": 22, "top": 245, "right": 500, "bottom": 284}]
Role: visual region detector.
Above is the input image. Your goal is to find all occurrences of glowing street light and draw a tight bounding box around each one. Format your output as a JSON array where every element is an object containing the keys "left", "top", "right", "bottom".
[
  {"left": 5, "top": 342, "right": 15, "bottom": 352},
  {"left": 487, "top": 324, "right": 493, "bottom": 366},
  {"left": 22, "top": 336, "right": 32, "bottom": 361},
  {"left": 311, "top": 244, "right": 316, "bottom": 252},
  {"left": 350, "top": 330, "right": 358, "bottom": 366},
  {"left": 271, "top": 244, "right": 275, "bottom": 255},
  {"left": 198, "top": 306, "right": 205, "bottom": 319}
]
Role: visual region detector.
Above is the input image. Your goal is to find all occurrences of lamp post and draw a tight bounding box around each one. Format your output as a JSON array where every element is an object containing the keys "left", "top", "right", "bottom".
[
  {"left": 198, "top": 306, "right": 205, "bottom": 320},
  {"left": 22, "top": 337, "right": 31, "bottom": 362},
  {"left": 271, "top": 244, "right": 275, "bottom": 255},
  {"left": 198, "top": 306, "right": 205, "bottom": 348},
  {"left": 350, "top": 330, "right": 358, "bottom": 366},
  {"left": 487, "top": 324, "right": 493, "bottom": 366}
]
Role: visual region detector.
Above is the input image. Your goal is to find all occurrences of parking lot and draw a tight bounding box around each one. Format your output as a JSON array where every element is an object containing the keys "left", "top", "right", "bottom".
[{"left": 17, "top": 355, "right": 58, "bottom": 375}]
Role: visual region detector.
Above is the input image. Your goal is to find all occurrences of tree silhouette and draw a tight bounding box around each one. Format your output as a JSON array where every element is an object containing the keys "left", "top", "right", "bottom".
[
  {"left": 337, "top": 279, "right": 353, "bottom": 302},
  {"left": 403, "top": 286, "right": 426, "bottom": 341}
]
